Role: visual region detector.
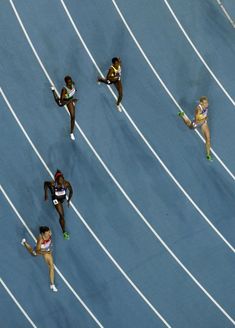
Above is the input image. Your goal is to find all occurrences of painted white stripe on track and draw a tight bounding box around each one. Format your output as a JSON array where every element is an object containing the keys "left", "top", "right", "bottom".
[
  {"left": 0, "top": 185, "right": 104, "bottom": 328},
  {"left": 0, "top": 278, "right": 37, "bottom": 328},
  {"left": 7, "top": 1, "right": 235, "bottom": 324},
  {"left": 216, "top": 0, "right": 235, "bottom": 28},
  {"left": 163, "top": 0, "right": 235, "bottom": 106},
  {"left": 0, "top": 86, "right": 171, "bottom": 327}
]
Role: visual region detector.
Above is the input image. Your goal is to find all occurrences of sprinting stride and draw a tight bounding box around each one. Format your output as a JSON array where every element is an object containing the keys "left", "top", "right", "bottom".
[
  {"left": 21, "top": 226, "right": 58, "bottom": 292},
  {"left": 178, "top": 96, "right": 212, "bottom": 161},
  {"left": 97, "top": 57, "right": 123, "bottom": 112},
  {"left": 44, "top": 170, "right": 73, "bottom": 240},
  {"left": 51, "top": 76, "right": 78, "bottom": 140}
]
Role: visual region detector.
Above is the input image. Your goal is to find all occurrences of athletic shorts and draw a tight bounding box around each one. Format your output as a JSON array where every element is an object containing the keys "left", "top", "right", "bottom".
[{"left": 192, "top": 119, "right": 207, "bottom": 129}]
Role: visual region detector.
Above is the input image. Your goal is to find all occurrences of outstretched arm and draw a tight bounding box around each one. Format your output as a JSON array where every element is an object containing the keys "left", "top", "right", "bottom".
[
  {"left": 44, "top": 181, "right": 52, "bottom": 201},
  {"left": 66, "top": 181, "right": 73, "bottom": 206},
  {"left": 35, "top": 237, "right": 43, "bottom": 255}
]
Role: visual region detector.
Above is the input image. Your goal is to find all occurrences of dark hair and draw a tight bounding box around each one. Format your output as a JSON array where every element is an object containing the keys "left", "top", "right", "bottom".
[
  {"left": 64, "top": 75, "right": 72, "bottom": 84},
  {"left": 39, "top": 226, "right": 50, "bottom": 234},
  {"left": 54, "top": 169, "right": 63, "bottom": 181},
  {"left": 112, "top": 57, "right": 119, "bottom": 64}
]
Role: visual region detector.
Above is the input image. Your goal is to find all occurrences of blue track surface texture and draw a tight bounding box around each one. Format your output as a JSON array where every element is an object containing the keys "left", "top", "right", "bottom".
[{"left": 1, "top": 1, "right": 235, "bottom": 327}]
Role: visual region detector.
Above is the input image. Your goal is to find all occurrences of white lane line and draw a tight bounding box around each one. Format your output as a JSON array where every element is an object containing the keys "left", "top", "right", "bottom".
[
  {"left": 216, "top": 0, "right": 235, "bottom": 28},
  {"left": 163, "top": 0, "right": 235, "bottom": 105},
  {"left": 7, "top": 2, "right": 235, "bottom": 323},
  {"left": 0, "top": 186, "right": 104, "bottom": 328},
  {"left": 0, "top": 278, "right": 37, "bottom": 328},
  {"left": 58, "top": 1, "right": 235, "bottom": 251},
  {"left": 111, "top": 0, "right": 235, "bottom": 182},
  {"left": 0, "top": 88, "right": 171, "bottom": 328}
]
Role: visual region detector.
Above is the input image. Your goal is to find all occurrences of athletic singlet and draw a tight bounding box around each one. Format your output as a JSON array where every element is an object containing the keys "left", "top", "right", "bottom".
[
  {"left": 110, "top": 65, "right": 121, "bottom": 80},
  {"left": 192, "top": 103, "right": 208, "bottom": 128},
  {"left": 198, "top": 103, "right": 208, "bottom": 120},
  {"left": 64, "top": 84, "right": 76, "bottom": 100},
  {"left": 40, "top": 235, "right": 52, "bottom": 251},
  {"left": 53, "top": 182, "right": 67, "bottom": 201}
]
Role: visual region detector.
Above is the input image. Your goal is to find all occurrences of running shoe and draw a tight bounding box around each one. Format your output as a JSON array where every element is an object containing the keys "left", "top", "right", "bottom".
[
  {"left": 178, "top": 111, "right": 184, "bottom": 117},
  {"left": 63, "top": 232, "right": 70, "bottom": 240},
  {"left": 21, "top": 239, "right": 36, "bottom": 256},
  {"left": 70, "top": 133, "right": 75, "bottom": 141},
  {"left": 50, "top": 284, "right": 58, "bottom": 292},
  {"left": 117, "top": 105, "right": 122, "bottom": 112},
  {"left": 206, "top": 154, "right": 213, "bottom": 161},
  {"left": 21, "top": 238, "right": 26, "bottom": 246}
]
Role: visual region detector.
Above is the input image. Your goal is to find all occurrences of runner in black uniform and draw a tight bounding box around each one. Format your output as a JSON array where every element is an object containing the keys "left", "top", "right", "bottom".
[
  {"left": 51, "top": 76, "right": 78, "bottom": 140},
  {"left": 97, "top": 57, "right": 123, "bottom": 112},
  {"left": 44, "top": 170, "right": 73, "bottom": 240}
]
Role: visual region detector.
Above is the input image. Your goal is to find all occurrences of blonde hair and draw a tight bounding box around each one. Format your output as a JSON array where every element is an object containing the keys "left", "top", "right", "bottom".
[{"left": 199, "top": 96, "right": 208, "bottom": 103}]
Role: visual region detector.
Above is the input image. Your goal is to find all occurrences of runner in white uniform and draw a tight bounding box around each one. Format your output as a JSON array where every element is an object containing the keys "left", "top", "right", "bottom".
[
  {"left": 51, "top": 76, "right": 78, "bottom": 140},
  {"left": 178, "top": 96, "right": 212, "bottom": 161},
  {"left": 21, "top": 226, "right": 57, "bottom": 292},
  {"left": 97, "top": 57, "right": 123, "bottom": 112}
]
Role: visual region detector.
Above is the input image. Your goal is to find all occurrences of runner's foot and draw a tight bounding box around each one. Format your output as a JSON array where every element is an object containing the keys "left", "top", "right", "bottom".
[
  {"left": 63, "top": 231, "right": 70, "bottom": 240},
  {"left": 50, "top": 284, "right": 58, "bottom": 292}
]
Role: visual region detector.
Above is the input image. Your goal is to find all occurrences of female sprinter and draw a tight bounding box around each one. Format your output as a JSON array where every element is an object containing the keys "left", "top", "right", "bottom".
[
  {"left": 97, "top": 57, "right": 123, "bottom": 112},
  {"left": 178, "top": 96, "right": 212, "bottom": 161},
  {"left": 51, "top": 76, "right": 78, "bottom": 140},
  {"left": 44, "top": 170, "right": 73, "bottom": 240},
  {"left": 21, "top": 226, "right": 57, "bottom": 292}
]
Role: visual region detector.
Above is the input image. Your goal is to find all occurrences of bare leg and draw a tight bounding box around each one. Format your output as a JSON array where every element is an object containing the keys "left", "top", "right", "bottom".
[
  {"left": 97, "top": 77, "right": 110, "bottom": 84},
  {"left": 44, "top": 253, "right": 55, "bottom": 285},
  {"left": 114, "top": 80, "right": 123, "bottom": 106},
  {"left": 201, "top": 123, "right": 211, "bottom": 158},
  {"left": 51, "top": 90, "right": 63, "bottom": 107},
  {"left": 179, "top": 111, "right": 194, "bottom": 128},
  {"left": 22, "top": 240, "right": 36, "bottom": 256},
  {"left": 67, "top": 102, "right": 75, "bottom": 134},
  {"left": 54, "top": 202, "right": 65, "bottom": 233}
]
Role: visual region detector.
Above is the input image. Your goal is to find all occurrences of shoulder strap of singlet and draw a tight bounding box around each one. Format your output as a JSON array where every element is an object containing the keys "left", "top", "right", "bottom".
[
  {"left": 111, "top": 65, "right": 117, "bottom": 72},
  {"left": 198, "top": 104, "right": 202, "bottom": 111},
  {"left": 65, "top": 84, "right": 74, "bottom": 92}
]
